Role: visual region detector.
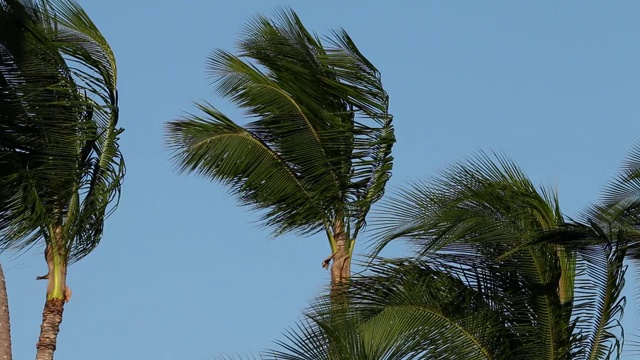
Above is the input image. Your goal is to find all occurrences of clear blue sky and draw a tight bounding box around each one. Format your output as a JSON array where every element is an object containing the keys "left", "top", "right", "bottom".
[{"left": 4, "top": 1, "right": 640, "bottom": 359}]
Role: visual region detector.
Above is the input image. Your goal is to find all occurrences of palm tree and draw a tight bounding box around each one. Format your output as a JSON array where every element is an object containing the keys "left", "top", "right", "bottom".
[
  {"left": 367, "top": 153, "right": 628, "bottom": 359},
  {"left": 0, "top": 1, "right": 123, "bottom": 359},
  {"left": 233, "top": 154, "right": 628, "bottom": 359},
  {"left": 368, "top": 154, "right": 629, "bottom": 359},
  {"left": 166, "top": 8, "right": 394, "bottom": 289}
]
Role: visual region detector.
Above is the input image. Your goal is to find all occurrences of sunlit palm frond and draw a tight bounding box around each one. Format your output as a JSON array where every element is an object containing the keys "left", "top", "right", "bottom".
[
  {"left": 166, "top": 104, "right": 327, "bottom": 235},
  {"left": 217, "top": 147, "right": 631, "bottom": 359},
  {"left": 371, "top": 152, "right": 561, "bottom": 256},
  {"left": 581, "top": 142, "right": 640, "bottom": 358}
]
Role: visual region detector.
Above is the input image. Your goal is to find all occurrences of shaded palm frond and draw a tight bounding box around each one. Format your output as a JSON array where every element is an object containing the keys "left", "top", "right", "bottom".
[{"left": 0, "top": 0, "right": 123, "bottom": 261}]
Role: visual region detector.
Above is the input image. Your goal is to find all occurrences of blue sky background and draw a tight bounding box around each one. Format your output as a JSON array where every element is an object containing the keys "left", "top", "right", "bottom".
[{"left": 3, "top": 1, "right": 640, "bottom": 359}]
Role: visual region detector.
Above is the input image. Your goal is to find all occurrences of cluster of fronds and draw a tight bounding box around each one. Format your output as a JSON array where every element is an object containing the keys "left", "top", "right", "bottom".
[
  {"left": 233, "top": 153, "right": 634, "bottom": 360},
  {"left": 0, "top": 0, "right": 124, "bottom": 261},
  {"left": 166, "top": 8, "right": 394, "bottom": 246}
]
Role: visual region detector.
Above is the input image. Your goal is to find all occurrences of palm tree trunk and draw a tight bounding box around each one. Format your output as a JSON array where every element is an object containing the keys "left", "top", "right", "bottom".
[
  {"left": 35, "top": 299, "right": 64, "bottom": 360},
  {"left": 0, "top": 263, "right": 12, "bottom": 360},
  {"left": 35, "top": 226, "right": 69, "bottom": 360},
  {"left": 326, "top": 218, "right": 351, "bottom": 301},
  {"left": 329, "top": 250, "right": 350, "bottom": 303}
]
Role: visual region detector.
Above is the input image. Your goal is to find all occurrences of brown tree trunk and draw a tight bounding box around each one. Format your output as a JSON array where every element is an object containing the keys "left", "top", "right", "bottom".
[
  {"left": 329, "top": 243, "right": 350, "bottom": 299},
  {"left": 323, "top": 219, "right": 352, "bottom": 356},
  {"left": 35, "top": 299, "right": 65, "bottom": 360},
  {"left": 0, "top": 263, "right": 12, "bottom": 360}
]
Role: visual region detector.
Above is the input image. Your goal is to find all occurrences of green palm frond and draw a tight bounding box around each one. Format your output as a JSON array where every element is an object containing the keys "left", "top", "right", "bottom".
[
  {"left": 0, "top": 0, "right": 123, "bottom": 262},
  {"left": 167, "top": 104, "right": 327, "bottom": 233},
  {"left": 344, "top": 260, "right": 516, "bottom": 360},
  {"left": 166, "top": 7, "right": 394, "bottom": 239},
  {"left": 588, "top": 142, "right": 640, "bottom": 357},
  {"left": 371, "top": 152, "right": 561, "bottom": 256},
  {"left": 225, "top": 239, "right": 626, "bottom": 359},
  {"left": 237, "top": 258, "right": 535, "bottom": 360},
  {"left": 576, "top": 233, "right": 626, "bottom": 360},
  {"left": 46, "top": 0, "right": 123, "bottom": 260}
]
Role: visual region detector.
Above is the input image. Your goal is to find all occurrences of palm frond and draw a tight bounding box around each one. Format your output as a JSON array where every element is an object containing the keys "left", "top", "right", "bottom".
[
  {"left": 370, "top": 152, "right": 560, "bottom": 256},
  {"left": 574, "top": 232, "right": 627, "bottom": 360},
  {"left": 166, "top": 104, "right": 327, "bottom": 235}
]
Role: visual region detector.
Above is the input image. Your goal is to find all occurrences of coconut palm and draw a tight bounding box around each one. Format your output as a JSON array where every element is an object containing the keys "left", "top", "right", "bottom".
[
  {"left": 213, "top": 154, "right": 629, "bottom": 359},
  {"left": 165, "top": 8, "right": 394, "bottom": 289},
  {"left": 365, "top": 153, "right": 628, "bottom": 359},
  {"left": 0, "top": 1, "right": 123, "bottom": 359},
  {"left": 231, "top": 154, "right": 628, "bottom": 359}
]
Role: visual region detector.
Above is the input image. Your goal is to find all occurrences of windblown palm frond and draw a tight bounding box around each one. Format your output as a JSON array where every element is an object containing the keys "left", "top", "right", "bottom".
[
  {"left": 371, "top": 152, "right": 561, "bottom": 255},
  {"left": 221, "top": 264, "right": 509, "bottom": 360},
  {"left": 166, "top": 7, "right": 394, "bottom": 244},
  {"left": 224, "top": 238, "right": 626, "bottom": 360},
  {"left": 596, "top": 144, "right": 640, "bottom": 258},
  {"left": 223, "top": 256, "right": 551, "bottom": 360},
  {"left": 591, "top": 142, "right": 640, "bottom": 356},
  {"left": 0, "top": 0, "right": 124, "bottom": 262}
]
